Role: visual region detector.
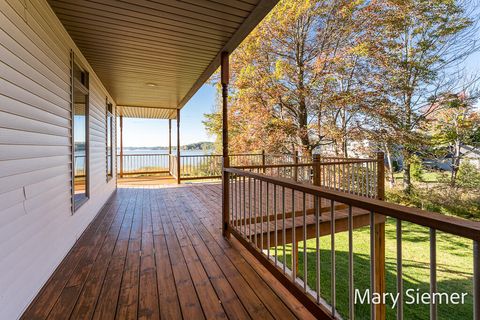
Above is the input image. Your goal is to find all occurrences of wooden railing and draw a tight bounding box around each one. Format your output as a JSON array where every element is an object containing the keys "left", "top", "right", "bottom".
[
  {"left": 163, "top": 152, "right": 308, "bottom": 181},
  {"left": 233, "top": 154, "right": 383, "bottom": 199},
  {"left": 116, "top": 152, "right": 382, "bottom": 193},
  {"left": 222, "top": 165, "right": 480, "bottom": 320},
  {"left": 116, "top": 153, "right": 170, "bottom": 176},
  {"left": 178, "top": 154, "right": 223, "bottom": 180}
]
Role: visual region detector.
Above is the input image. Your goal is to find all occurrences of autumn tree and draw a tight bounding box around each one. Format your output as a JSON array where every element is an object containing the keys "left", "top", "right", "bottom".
[
  {"left": 314, "top": 1, "right": 376, "bottom": 157},
  {"left": 429, "top": 92, "right": 480, "bottom": 186},
  {"left": 205, "top": 0, "right": 367, "bottom": 157},
  {"left": 361, "top": 0, "right": 478, "bottom": 192},
  {"left": 203, "top": 0, "right": 479, "bottom": 191}
]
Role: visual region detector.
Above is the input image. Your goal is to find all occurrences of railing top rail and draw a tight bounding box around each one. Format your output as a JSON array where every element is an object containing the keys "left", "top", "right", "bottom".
[
  {"left": 119, "top": 153, "right": 170, "bottom": 156},
  {"left": 320, "top": 156, "right": 375, "bottom": 161},
  {"left": 232, "top": 163, "right": 316, "bottom": 169},
  {"left": 231, "top": 159, "right": 379, "bottom": 170},
  {"left": 175, "top": 153, "right": 263, "bottom": 158},
  {"left": 318, "top": 159, "right": 378, "bottom": 164},
  {"left": 225, "top": 167, "right": 480, "bottom": 241},
  {"left": 178, "top": 154, "right": 223, "bottom": 158}
]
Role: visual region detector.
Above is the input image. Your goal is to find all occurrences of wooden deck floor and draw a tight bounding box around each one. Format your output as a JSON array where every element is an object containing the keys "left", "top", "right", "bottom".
[
  {"left": 117, "top": 175, "right": 177, "bottom": 187},
  {"left": 22, "top": 183, "right": 315, "bottom": 320}
]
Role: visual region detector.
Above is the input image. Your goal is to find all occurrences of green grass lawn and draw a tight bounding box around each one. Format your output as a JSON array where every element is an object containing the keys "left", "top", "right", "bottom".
[
  {"left": 273, "top": 218, "right": 474, "bottom": 320},
  {"left": 393, "top": 171, "right": 445, "bottom": 183}
]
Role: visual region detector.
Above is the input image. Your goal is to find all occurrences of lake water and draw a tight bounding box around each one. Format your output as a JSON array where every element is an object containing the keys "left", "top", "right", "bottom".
[
  {"left": 74, "top": 149, "right": 214, "bottom": 174},
  {"left": 120, "top": 149, "right": 209, "bottom": 156}
]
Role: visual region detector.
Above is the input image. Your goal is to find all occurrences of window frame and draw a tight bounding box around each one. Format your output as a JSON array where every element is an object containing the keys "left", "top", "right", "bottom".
[
  {"left": 106, "top": 100, "right": 114, "bottom": 181},
  {"left": 71, "top": 52, "right": 90, "bottom": 212}
]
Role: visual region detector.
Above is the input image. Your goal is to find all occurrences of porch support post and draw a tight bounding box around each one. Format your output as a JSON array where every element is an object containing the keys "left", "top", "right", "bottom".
[
  {"left": 168, "top": 119, "right": 172, "bottom": 173},
  {"left": 375, "top": 152, "right": 386, "bottom": 320},
  {"left": 119, "top": 114, "right": 124, "bottom": 178},
  {"left": 474, "top": 241, "right": 479, "bottom": 320},
  {"left": 221, "top": 51, "right": 230, "bottom": 238},
  {"left": 176, "top": 110, "right": 181, "bottom": 184},
  {"left": 169, "top": 119, "right": 172, "bottom": 154}
]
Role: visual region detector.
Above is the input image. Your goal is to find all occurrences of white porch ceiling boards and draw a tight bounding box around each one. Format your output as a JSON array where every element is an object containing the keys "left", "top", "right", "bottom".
[
  {"left": 48, "top": 0, "right": 278, "bottom": 118},
  {"left": 118, "top": 105, "right": 177, "bottom": 119}
]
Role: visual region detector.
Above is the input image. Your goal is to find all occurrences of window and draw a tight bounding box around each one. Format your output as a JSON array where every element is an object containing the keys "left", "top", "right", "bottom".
[
  {"left": 106, "top": 101, "right": 113, "bottom": 180},
  {"left": 72, "top": 58, "right": 89, "bottom": 211}
]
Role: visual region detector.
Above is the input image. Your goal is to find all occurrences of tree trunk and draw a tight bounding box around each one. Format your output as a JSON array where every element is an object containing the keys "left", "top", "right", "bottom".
[
  {"left": 403, "top": 150, "right": 412, "bottom": 193},
  {"left": 341, "top": 109, "right": 348, "bottom": 158},
  {"left": 403, "top": 163, "right": 411, "bottom": 193},
  {"left": 334, "top": 141, "right": 340, "bottom": 156},
  {"left": 385, "top": 145, "right": 395, "bottom": 188},
  {"left": 303, "top": 147, "right": 313, "bottom": 160},
  {"left": 450, "top": 141, "right": 461, "bottom": 187},
  {"left": 298, "top": 100, "right": 311, "bottom": 157},
  {"left": 342, "top": 137, "right": 348, "bottom": 158}
]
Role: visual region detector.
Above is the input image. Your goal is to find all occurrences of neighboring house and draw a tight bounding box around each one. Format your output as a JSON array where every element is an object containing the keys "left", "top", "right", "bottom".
[
  {"left": 424, "top": 145, "right": 480, "bottom": 171},
  {"left": 461, "top": 145, "right": 480, "bottom": 169}
]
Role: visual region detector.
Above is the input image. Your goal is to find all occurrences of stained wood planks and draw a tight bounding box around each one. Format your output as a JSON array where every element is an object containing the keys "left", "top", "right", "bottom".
[{"left": 22, "top": 184, "right": 315, "bottom": 319}]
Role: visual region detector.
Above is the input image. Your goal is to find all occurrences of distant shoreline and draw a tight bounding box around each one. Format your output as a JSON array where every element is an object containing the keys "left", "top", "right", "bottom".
[{"left": 119, "top": 141, "right": 215, "bottom": 151}]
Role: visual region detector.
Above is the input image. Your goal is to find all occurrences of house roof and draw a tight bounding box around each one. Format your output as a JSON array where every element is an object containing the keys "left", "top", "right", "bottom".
[
  {"left": 48, "top": 0, "right": 278, "bottom": 119},
  {"left": 461, "top": 145, "right": 480, "bottom": 157}
]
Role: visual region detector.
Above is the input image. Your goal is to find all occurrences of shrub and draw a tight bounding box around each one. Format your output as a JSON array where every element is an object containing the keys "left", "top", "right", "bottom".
[
  {"left": 386, "top": 185, "right": 480, "bottom": 221},
  {"left": 456, "top": 160, "right": 480, "bottom": 189},
  {"left": 410, "top": 155, "right": 423, "bottom": 181}
]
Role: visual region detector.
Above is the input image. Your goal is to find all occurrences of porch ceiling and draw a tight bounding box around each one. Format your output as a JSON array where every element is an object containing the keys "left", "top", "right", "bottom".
[{"left": 48, "top": 0, "right": 278, "bottom": 119}]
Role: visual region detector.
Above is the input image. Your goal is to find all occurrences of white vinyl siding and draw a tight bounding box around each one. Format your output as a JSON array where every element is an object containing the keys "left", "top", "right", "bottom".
[{"left": 0, "top": 0, "right": 117, "bottom": 319}]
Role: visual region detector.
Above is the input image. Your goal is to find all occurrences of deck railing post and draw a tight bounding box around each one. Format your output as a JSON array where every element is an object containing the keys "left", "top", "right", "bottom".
[
  {"left": 375, "top": 151, "right": 386, "bottom": 320},
  {"left": 261, "top": 149, "right": 266, "bottom": 173},
  {"left": 377, "top": 152, "right": 385, "bottom": 200},
  {"left": 119, "top": 114, "right": 124, "bottom": 178},
  {"left": 221, "top": 51, "right": 230, "bottom": 238},
  {"left": 313, "top": 154, "right": 321, "bottom": 187},
  {"left": 176, "top": 109, "right": 181, "bottom": 184}
]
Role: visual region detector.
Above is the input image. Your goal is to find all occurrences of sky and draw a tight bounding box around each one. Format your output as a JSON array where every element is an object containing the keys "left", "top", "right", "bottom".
[{"left": 118, "top": 84, "right": 218, "bottom": 148}]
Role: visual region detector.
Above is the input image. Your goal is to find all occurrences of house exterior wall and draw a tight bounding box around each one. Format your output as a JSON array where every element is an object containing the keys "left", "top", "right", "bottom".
[{"left": 0, "top": 0, "right": 117, "bottom": 318}]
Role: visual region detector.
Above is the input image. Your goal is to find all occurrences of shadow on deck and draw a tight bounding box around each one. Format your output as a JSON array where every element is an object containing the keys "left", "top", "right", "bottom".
[{"left": 22, "top": 182, "right": 315, "bottom": 320}]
